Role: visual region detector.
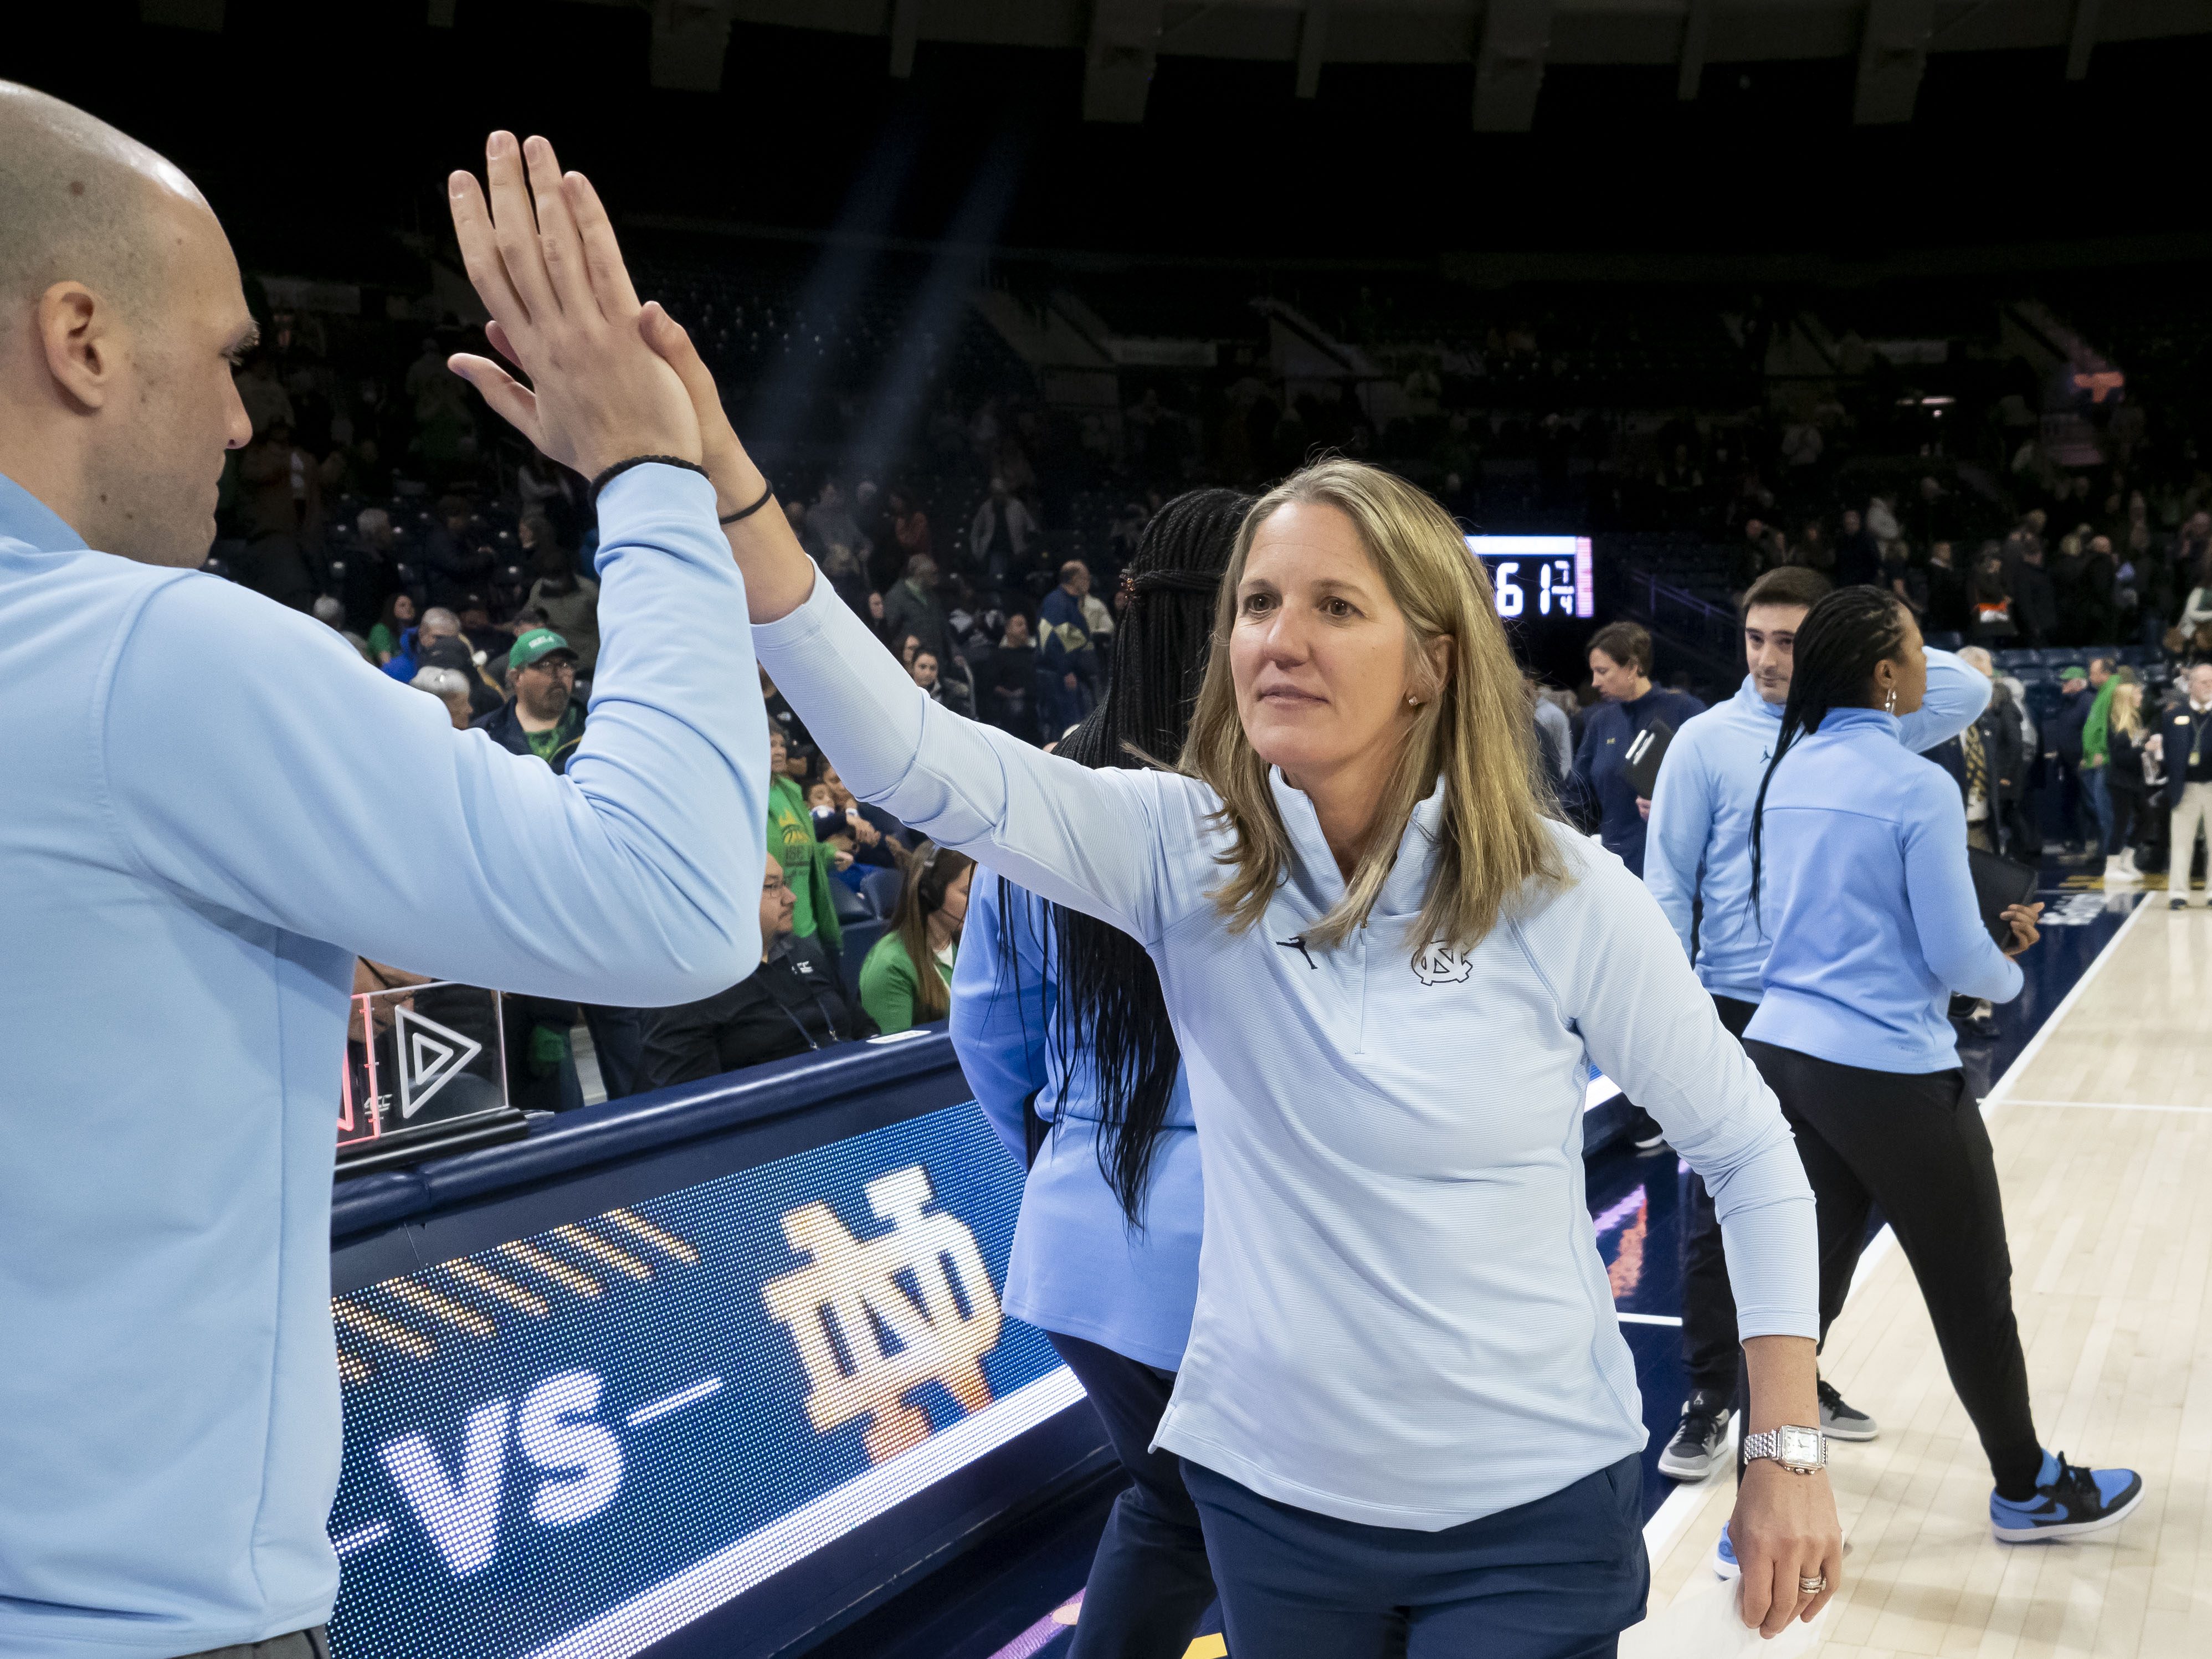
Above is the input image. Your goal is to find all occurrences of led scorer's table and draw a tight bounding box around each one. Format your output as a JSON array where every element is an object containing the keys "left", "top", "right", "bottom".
[{"left": 326, "top": 1028, "right": 1106, "bottom": 1659}]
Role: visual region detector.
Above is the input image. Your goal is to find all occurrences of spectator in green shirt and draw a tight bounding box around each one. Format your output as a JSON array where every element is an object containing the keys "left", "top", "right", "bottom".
[
  {"left": 859, "top": 840, "right": 974, "bottom": 1033},
  {"left": 768, "top": 727, "right": 848, "bottom": 965}
]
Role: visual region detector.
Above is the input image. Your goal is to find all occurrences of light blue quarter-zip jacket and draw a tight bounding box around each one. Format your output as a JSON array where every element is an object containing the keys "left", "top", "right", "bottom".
[
  {"left": 756, "top": 572, "right": 1818, "bottom": 1532},
  {"left": 0, "top": 466, "right": 766, "bottom": 1659},
  {"left": 1645, "top": 651, "right": 1991, "bottom": 1003},
  {"left": 1746, "top": 707, "right": 2024, "bottom": 1072}
]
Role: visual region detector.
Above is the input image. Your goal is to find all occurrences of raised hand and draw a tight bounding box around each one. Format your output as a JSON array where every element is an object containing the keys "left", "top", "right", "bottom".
[
  {"left": 445, "top": 132, "right": 700, "bottom": 480},
  {"left": 640, "top": 301, "right": 819, "bottom": 624}
]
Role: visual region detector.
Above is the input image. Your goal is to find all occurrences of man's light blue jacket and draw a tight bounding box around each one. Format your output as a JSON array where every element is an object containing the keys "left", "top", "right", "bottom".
[
  {"left": 0, "top": 467, "right": 765, "bottom": 1659},
  {"left": 1644, "top": 650, "right": 1990, "bottom": 1004}
]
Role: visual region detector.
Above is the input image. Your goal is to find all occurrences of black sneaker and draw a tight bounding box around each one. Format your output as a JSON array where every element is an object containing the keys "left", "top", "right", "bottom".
[
  {"left": 2174, "top": 897, "right": 2193, "bottom": 911},
  {"left": 1628, "top": 1107, "right": 1667, "bottom": 1151},
  {"left": 1818, "top": 1378, "right": 1879, "bottom": 1441},
  {"left": 1657, "top": 1388, "right": 1732, "bottom": 1481}
]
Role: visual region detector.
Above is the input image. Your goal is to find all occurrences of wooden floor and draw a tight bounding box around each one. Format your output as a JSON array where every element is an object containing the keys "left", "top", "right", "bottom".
[{"left": 1643, "top": 901, "right": 2212, "bottom": 1658}]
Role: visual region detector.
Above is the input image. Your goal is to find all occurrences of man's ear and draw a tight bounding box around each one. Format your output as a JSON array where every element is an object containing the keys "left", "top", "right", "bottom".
[{"left": 38, "top": 281, "right": 121, "bottom": 412}]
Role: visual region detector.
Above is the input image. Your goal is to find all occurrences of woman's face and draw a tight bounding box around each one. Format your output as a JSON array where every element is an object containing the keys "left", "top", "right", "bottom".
[
  {"left": 1588, "top": 649, "right": 1644, "bottom": 702},
  {"left": 823, "top": 764, "right": 856, "bottom": 808},
  {"left": 758, "top": 861, "right": 797, "bottom": 945},
  {"left": 1229, "top": 502, "right": 1424, "bottom": 786},
  {"left": 1876, "top": 610, "right": 1931, "bottom": 715},
  {"left": 900, "top": 635, "right": 920, "bottom": 667},
  {"left": 768, "top": 731, "right": 787, "bottom": 775},
  {"left": 934, "top": 865, "right": 973, "bottom": 936},
  {"left": 396, "top": 594, "right": 416, "bottom": 624},
  {"left": 1005, "top": 614, "right": 1030, "bottom": 646}
]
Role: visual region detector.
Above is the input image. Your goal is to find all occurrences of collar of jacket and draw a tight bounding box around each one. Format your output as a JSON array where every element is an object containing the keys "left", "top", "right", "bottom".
[
  {"left": 1731, "top": 674, "right": 1785, "bottom": 721},
  {"left": 1266, "top": 766, "right": 1447, "bottom": 924}
]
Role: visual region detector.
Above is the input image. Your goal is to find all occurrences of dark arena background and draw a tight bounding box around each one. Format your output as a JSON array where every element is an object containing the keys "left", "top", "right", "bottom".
[{"left": 11, "top": 4, "right": 2211, "bottom": 1656}]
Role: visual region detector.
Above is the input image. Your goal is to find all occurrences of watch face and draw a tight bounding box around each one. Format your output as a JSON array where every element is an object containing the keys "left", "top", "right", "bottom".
[{"left": 1778, "top": 1426, "right": 1824, "bottom": 1467}]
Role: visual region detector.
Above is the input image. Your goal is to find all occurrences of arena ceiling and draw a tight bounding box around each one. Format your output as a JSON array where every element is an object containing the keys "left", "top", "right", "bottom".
[{"left": 616, "top": 0, "right": 2203, "bottom": 129}]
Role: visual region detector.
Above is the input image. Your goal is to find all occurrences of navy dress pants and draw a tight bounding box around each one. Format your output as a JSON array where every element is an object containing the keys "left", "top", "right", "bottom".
[{"left": 1182, "top": 1453, "right": 1647, "bottom": 1658}]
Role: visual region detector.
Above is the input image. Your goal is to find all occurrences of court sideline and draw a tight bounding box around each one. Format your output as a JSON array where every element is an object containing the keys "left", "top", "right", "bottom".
[{"left": 1640, "top": 900, "right": 2212, "bottom": 1657}]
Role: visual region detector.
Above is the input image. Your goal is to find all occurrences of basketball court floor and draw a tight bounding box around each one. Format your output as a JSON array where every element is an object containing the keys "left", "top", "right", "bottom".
[{"left": 828, "top": 864, "right": 2208, "bottom": 1659}]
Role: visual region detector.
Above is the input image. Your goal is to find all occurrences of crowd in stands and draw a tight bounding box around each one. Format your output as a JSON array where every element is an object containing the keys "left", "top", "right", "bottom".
[{"left": 234, "top": 256, "right": 2212, "bottom": 1118}]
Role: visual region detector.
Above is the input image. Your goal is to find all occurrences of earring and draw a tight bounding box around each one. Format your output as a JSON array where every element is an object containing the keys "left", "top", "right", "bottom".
[
  {"left": 1884, "top": 687, "right": 1898, "bottom": 715},
  {"left": 1407, "top": 695, "right": 1420, "bottom": 707}
]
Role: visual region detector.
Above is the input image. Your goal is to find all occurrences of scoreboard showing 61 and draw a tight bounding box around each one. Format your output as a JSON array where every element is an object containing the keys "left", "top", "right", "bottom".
[{"left": 1465, "top": 535, "right": 1595, "bottom": 622}]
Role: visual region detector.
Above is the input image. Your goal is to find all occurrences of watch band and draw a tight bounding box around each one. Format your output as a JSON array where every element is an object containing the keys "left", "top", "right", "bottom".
[{"left": 1742, "top": 1425, "right": 1829, "bottom": 1472}]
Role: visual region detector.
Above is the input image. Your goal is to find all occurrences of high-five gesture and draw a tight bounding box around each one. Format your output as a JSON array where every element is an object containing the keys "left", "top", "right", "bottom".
[{"left": 445, "top": 132, "right": 700, "bottom": 479}]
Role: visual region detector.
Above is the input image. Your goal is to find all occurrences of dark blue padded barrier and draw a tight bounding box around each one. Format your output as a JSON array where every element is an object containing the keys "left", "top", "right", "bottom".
[{"left": 332, "top": 1026, "right": 962, "bottom": 1256}]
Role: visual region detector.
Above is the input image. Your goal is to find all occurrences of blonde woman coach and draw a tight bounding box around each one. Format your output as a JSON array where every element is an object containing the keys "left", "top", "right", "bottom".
[{"left": 588, "top": 310, "right": 1838, "bottom": 1653}]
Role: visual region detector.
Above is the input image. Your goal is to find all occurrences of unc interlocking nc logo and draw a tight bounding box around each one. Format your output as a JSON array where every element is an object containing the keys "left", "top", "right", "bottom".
[
  {"left": 1412, "top": 941, "right": 1474, "bottom": 986},
  {"left": 763, "top": 1166, "right": 1004, "bottom": 1464}
]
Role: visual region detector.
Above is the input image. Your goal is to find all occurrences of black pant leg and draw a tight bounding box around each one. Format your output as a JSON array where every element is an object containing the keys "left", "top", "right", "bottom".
[
  {"left": 1749, "top": 1046, "right": 2041, "bottom": 1493},
  {"left": 1736, "top": 1040, "right": 1877, "bottom": 1481},
  {"left": 1678, "top": 994, "right": 1759, "bottom": 1396},
  {"left": 1047, "top": 1332, "right": 1217, "bottom": 1659}
]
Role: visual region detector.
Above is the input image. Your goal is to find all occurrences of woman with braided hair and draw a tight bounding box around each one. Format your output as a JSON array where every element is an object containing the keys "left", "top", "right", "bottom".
[
  {"left": 1737, "top": 584, "right": 2143, "bottom": 1555},
  {"left": 952, "top": 487, "right": 1250, "bottom": 1659}
]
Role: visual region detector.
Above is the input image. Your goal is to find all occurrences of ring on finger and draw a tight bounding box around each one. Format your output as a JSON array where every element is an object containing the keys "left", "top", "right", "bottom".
[{"left": 1798, "top": 1575, "right": 1828, "bottom": 1595}]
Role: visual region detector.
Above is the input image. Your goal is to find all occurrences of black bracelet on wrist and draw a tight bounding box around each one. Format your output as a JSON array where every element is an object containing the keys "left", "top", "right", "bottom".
[
  {"left": 718, "top": 479, "right": 776, "bottom": 525},
  {"left": 587, "top": 454, "right": 709, "bottom": 506}
]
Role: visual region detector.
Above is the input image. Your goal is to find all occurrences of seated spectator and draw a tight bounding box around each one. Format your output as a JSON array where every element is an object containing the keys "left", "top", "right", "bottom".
[
  {"left": 410, "top": 608, "right": 504, "bottom": 716},
  {"left": 422, "top": 493, "right": 493, "bottom": 611},
  {"left": 314, "top": 596, "right": 372, "bottom": 661},
  {"left": 471, "top": 628, "right": 583, "bottom": 771},
  {"left": 815, "top": 762, "right": 909, "bottom": 868},
  {"left": 819, "top": 541, "right": 872, "bottom": 621},
  {"left": 805, "top": 476, "right": 871, "bottom": 568},
  {"left": 641, "top": 856, "right": 876, "bottom": 1088},
  {"left": 521, "top": 512, "right": 600, "bottom": 675},
  {"left": 882, "top": 553, "right": 954, "bottom": 670},
  {"left": 1039, "top": 559, "right": 1099, "bottom": 737},
  {"left": 859, "top": 841, "right": 975, "bottom": 1035},
  {"left": 911, "top": 648, "right": 975, "bottom": 720},
  {"left": 368, "top": 591, "right": 415, "bottom": 666},
  {"left": 409, "top": 665, "right": 476, "bottom": 731},
  {"left": 980, "top": 611, "right": 1041, "bottom": 743}
]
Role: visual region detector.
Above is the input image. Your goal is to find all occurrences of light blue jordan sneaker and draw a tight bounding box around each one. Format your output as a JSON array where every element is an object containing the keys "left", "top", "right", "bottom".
[{"left": 1989, "top": 1450, "right": 2144, "bottom": 1543}]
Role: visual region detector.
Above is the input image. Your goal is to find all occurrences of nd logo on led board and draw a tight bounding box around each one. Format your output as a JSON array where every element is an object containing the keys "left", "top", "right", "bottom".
[{"left": 339, "top": 1164, "right": 1007, "bottom": 1582}]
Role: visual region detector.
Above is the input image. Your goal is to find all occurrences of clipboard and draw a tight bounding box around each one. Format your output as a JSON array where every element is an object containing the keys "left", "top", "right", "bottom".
[
  {"left": 1624, "top": 718, "right": 1675, "bottom": 799},
  {"left": 1966, "top": 846, "right": 2039, "bottom": 946}
]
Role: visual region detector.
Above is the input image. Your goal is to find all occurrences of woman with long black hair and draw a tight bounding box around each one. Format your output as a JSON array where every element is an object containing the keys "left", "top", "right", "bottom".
[
  {"left": 1740, "top": 585, "right": 2144, "bottom": 1548},
  {"left": 952, "top": 487, "right": 1249, "bottom": 1658}
]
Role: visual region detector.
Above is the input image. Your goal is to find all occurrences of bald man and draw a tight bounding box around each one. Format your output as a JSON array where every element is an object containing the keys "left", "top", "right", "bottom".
[{"left": 0, "top": 89, "right": 769, "bottom": 1659}]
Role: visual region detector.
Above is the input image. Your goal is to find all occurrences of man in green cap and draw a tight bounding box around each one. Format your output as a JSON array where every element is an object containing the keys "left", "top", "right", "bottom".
[{"left": 474, "top": 625, "right": 584, "bottom": 771}]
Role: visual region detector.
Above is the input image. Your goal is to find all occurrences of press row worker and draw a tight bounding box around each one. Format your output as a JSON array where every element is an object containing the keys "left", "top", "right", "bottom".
[
  {"left": 1642, "top": 565, "right": 1993, "bottom": 1482},
  {"left": 1, "top": 102, "right": 767, "bottom": 1659},
  {"left": 626, "top": 293, "right": 1843, "bottom": 1653}
]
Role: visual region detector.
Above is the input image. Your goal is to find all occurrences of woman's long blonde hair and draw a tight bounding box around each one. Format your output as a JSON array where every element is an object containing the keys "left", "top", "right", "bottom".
[
  {"left": 2111, "top": 680, "right": 2143, "bottom": 737},
  {"left": 1179, "top": 458, "right": 1568, "bottom": 957}
]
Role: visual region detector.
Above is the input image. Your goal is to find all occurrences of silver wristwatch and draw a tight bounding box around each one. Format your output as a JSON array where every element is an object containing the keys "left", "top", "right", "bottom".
[{"left": 1742, "top": 1424, "right": 1828, "bottom": 1474}]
